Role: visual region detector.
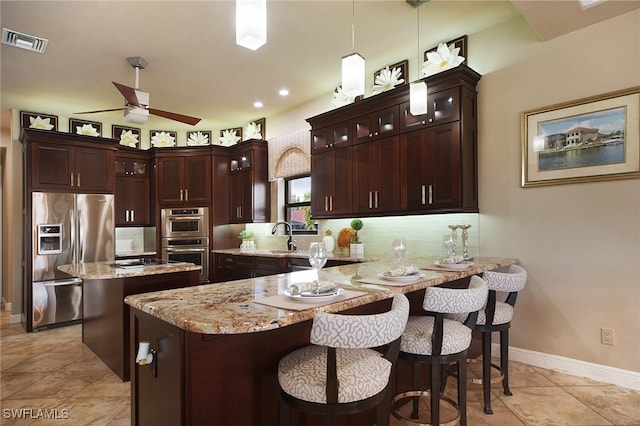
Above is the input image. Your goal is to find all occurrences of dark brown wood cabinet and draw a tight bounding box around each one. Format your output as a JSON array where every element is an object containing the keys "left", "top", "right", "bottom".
[
  {"left": 23, "top": 130, "right": 116, "bottom": 193},
  {"left": 307, "top": 64, "right": 481, "bottom": 219},
  {"left": 311, "top": 147, "right": 353, "bottom": 218},
  {"left": 352, "top": 105, "right": 399, "bottom": 144},
  {"left": 156, "top": 149, "right": 211, "bottom": 207},
  {"left": 229, "top": 140, "right": 269, "bottom": 223},
  {"left": 353, "top": 136, "right": 400, "bottom": 213},
  {"left": 115, "top": 152, "right": 151, "bottom": 225},
  {"left": 311, "top": 120, "right": 351, "bottom": 153}
]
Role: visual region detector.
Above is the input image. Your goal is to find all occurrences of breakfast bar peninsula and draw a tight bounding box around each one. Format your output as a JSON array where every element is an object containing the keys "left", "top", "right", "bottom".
[{"left": 124, "top": 256, "right": 519, "bottom": 426}]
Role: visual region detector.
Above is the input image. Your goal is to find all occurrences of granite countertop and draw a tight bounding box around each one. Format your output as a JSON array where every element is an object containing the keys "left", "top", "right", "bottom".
[
  {"left": 124, "top": 256, "right": 519, "bottom": 335},
  {"left": 58, "top": 261, "right": 202, "bottom": 280},
  {"left": 211, "top": 248, "right": 370, "bottom": 262}
]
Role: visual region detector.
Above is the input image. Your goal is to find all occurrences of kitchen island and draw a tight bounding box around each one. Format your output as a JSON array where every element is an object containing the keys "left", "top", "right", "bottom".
[
  {"left": 124, "top": 256, "right": 518, "bottom": 426},
  {"left": 59, "top": 261, "right": 201, "bottom": 381}
]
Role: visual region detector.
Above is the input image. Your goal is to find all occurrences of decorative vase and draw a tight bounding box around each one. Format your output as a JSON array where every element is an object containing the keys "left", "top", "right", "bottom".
[
  {"left": 350, "top": 243, "right": 364, "bottom": 257},
  {"left": 322, "top": 235, "right": 335, "bottom": 253},
  {"left": 240, "top": 239, "right": 256, "bottom": 252}
]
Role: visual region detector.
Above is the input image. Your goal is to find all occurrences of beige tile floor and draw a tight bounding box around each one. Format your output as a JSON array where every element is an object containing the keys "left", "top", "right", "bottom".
[{"left": 2, "top": 310, "right": 639, "bottom": 426}]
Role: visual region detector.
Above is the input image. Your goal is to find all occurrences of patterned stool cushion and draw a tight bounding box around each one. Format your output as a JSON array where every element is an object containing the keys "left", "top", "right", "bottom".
[
  {"left": 400, "top": 316, "right": 472, "bottom": 356},
  {"left": 278, "top": 346, "right": 391, "bottom": 404},
  {"left": 447, "top": 301, "right": 514, "bottom": 325}
]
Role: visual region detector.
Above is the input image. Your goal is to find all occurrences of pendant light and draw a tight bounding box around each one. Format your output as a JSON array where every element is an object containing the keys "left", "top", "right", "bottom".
[
  {"left": 341, "top": 0, "right": 365, "bottom": 97},
  {"left": 410, "top": 4, "right": 428, "bottom": 115},
  {"left": 236, "top": 0, "right": 267, "bottom": 51}
]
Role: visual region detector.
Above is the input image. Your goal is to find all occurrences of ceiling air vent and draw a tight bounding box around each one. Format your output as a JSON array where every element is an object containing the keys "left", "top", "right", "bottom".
[{"left": 2, "top": 28, "right": 48, "bottom": 53}]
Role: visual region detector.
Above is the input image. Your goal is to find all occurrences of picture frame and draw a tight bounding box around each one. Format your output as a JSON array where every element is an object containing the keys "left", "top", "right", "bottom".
[
  {"left": 521, "top": 87, "right": 640, "bottom": 187},
  {"left": 150, "top": 130, "right": 178, "bottom": 147},
  {"left": 69, "top": 118, "right": 102, "bottom": 137},
  {"left": 244, "top": 118, "right": 266, "bottom": 141},
  {"left": 424, "top": 35, "right": 468, "bottom": 61},
  {"left": 112, "top": 125, "right": 141, "bottom": 147},
  {"left": 373, "top": 59, "right": 409, "bottom": 87},
  {"left": 219, "top": 127, "right": 243, "bottom": 145},
  {"left": 20, "top": 111, "right": 58, "bottom": 131},
  {"left": 187, "top": 130, "right": 212, "bottom": 146}
]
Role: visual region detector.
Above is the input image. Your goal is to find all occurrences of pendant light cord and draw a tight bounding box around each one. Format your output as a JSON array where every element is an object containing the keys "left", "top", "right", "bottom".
[
  {"left": 416, "top": 6, "right": 420, "bottom": 80},
  {"left": 351, "top": 0, "right": 356, "bottom": 51}
]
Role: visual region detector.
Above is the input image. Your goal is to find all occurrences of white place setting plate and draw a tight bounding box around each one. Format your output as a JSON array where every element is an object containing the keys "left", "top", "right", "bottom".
[
  {"left": 284, "top": 287, "right": 343, "bottom": 302},
  {"left": 434, "top": 261, "right": 474, "bottom": 270},
  {"left": 377, "top": 273, "right": 425, "bottom": 283}
]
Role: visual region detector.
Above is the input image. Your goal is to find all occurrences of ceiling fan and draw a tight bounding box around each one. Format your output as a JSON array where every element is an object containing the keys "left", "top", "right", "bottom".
[{"left": 75, "top": 56, "right": 201, "bottom": 126}]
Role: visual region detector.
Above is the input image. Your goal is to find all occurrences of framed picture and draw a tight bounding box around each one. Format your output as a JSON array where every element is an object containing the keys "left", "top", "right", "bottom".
[
  {"left": 521, "top": 87, "right": 640, "bottom": 187},
  {"left": 219, "top": 127, "right": 243, "bottom": 145},
  {"left": 244, "top": 118, "right": 265, "bottom": 141},
  {"left": 20, "top": 111, "right": 58, "bottom": 131},
  {"left": 373, "top": 59, "right": 408, "bottom": 88},
  {"left": 424, "top": 35, "right": 468, "bottom": 61},
  {"left": 112, "top": 125, "right": 141, "bottom": 147},
  {"left": 150, "top": 130, "right": 178, "bottom": 148},
  {"left": 70, "top": 118, "right": 102, "bottom": 137},
  {"left": 187, "top": 130, "right": 212, "bottom": 146}
]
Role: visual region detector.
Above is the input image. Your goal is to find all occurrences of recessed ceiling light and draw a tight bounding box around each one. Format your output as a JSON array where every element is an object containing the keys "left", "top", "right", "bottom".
[
  {"left": 253, "top": 101, "right": 263, "bottom": 108},
  {"left": 278, "top": 89, "right": 289, "bottom": 97}
]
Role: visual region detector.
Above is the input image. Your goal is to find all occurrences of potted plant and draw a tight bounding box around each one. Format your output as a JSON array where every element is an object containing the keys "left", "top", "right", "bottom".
[
  {"left": 349, "top": 219, "right": 364, "bottom": 256},
  {"left": 238, "top": 230, "right": 255, "bottom": 252}
]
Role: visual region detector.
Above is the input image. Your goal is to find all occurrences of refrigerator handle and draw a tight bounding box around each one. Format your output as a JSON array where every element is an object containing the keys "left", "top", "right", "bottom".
[
  {"left": 70, "top": 207, "right": 77, "bottom": 265},
  {"left": 77, "top": 208, "right": 83, "bottom": 265}
]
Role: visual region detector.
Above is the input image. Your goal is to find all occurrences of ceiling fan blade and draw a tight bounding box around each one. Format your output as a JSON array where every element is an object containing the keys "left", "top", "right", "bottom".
[
  {"left": 149, "top": 108, "right": 201, "bottom": 126},
  {"left": 112, "top": 81, "right": 140, "bottom": 106},
  {"left": 74, "top": 107, "right": 127, "bottom": 114}
]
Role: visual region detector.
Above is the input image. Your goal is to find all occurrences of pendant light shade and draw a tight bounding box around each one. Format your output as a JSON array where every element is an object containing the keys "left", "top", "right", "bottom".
[
  {"left": 341, "top": 52, "right": 365, "bottom": 98},
  {"left": 236, "top": 0, "right": 267, "bottom": 51},
  {"left": 410, "top": 81, "right": 428, "bottom": 115}
]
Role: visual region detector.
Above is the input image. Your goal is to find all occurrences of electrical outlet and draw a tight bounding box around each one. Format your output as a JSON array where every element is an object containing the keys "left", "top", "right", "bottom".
[{"left": 601, "top": 328, "right": 614, "bottom": 345}]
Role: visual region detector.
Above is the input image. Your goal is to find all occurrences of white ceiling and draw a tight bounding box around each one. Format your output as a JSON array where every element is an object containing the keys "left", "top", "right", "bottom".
[{"left": 1, "top": 0, "right": 636, "bottom": 134}]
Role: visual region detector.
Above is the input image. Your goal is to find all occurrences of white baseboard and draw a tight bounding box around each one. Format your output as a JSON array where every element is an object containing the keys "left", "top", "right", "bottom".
[{"left": 493, "top": 343, "right": 640, "bottom": 391}]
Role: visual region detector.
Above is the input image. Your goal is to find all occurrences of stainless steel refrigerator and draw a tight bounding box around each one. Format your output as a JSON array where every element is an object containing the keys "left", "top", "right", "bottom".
[{"left": 31, "top": 192, "right": 114, "bottom": 330}]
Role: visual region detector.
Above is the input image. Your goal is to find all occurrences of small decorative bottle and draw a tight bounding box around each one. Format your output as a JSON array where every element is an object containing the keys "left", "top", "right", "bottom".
[{"left": 322, "top": 229, "right": 335, "bottom": 253}]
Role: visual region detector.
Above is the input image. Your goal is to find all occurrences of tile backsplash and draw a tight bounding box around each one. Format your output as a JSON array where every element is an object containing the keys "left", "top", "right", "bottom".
[{"left": 245, "top": 213, "right": 479, "bottom": 258}]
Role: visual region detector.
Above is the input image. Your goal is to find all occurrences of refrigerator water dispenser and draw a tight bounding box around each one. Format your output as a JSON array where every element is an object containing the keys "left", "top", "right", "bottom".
[{"left": 37, "top": 224, "right": 63, "bottom": 254}]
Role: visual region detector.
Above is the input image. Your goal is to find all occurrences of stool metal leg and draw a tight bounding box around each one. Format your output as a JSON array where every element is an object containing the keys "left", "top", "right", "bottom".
[
  {"left": 500, "top": 330, "right": 513, "bottom": 396},
  {"left": 458, "top": 360, "right": 467, "bottom": 426},
  {"left": 430, "top": 362, "right": 440, "bottom": 425},
  {"left": 411, "top": 361, "right": 421, "bottom": 419},
  {"left": 482, "top": 331, "right": 493, "bottom": 414}
]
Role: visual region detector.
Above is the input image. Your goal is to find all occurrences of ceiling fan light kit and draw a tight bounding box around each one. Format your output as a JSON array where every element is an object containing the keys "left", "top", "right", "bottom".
[{"left": 75, "top": 56, "right": 201, "bottom": 126}]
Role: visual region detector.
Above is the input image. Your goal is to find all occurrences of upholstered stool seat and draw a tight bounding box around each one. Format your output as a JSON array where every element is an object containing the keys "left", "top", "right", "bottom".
[
  {"left": 277, "top": 294, "right": 410, "bottom": 426},
  {"left": 279, "top": 346, "right": 392, "bottom": 404},
  {"left": 392, "top": 276, "right": 488, "bottom": 426}
]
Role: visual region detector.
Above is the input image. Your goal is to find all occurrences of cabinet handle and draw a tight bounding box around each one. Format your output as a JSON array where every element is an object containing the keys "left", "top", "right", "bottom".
[
  {"left": 374, "top": 131, "right": 379, "bottom": 136},
  {"left": 185, "top": 189, "right": 189, "bottom": 201},
  {"left": 180, "top": 189, "right": 184, "bottom": 201},
  {"left": 330, "top": 196, "right": 333, "bottom": 212},
  {"left": 70, "top": 172, "right": 74, "bottom": 187},
  {"left": 428, "top": 184, "right": 433, "bottom": 205},
  {"left": 421, "top": 120, "right": 427, "bottom": 125},
  {"left": 428, "top": 118, "right": 433, "bottom": 123},
  {"left": 421, "top": 185, "right": 426, "bottom": 205},
  {"left": 125, "top": 210, "right": 129, "bottom": 222},
  {"left": 324, "top": 196, "right": 328, "bottom": 212},
  {"left": 130, "top": 210, "right": 134, "bottom": 222},
  {"left": 76, "top": 173, "right": 81, "bottom": 187},
  {"left": 375, "top": 191, "right": 379, "bottom": 209},
  {"left": 368, "top": 191, "right": 372, "bottom": 209}
]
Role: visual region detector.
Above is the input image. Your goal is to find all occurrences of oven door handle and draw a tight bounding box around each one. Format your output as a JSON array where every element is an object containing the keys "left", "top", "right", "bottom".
[
  {"left": 165, "top": 248, "right": 207, "bottom": 253},
  {"left": 169, "top": 216, "right": 203, "bottom": 221}
]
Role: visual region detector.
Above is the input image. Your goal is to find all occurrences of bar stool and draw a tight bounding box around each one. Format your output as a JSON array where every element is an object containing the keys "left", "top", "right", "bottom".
[
  {"left": 391, "top": 276, "right": 488, "bottom": 426},
  {"left": 446, "top": 264, "right": 528, "bottom": 414},
  {"left": 277, "top": 294, "right": 410, "bottom": 426}
]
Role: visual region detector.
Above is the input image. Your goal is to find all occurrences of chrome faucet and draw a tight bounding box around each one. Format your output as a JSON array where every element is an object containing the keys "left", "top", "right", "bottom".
[{"left": 271, "top": 222, "right": 297, "bottom": 251}]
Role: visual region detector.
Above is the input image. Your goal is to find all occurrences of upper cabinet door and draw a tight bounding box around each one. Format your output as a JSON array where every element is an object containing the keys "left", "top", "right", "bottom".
[
  {"left": 352, "top": 105, "right": 399, "bottom": 144},
  {"left": 30, "top": 141, "right": 114, "bottom": 193},
  {"left": 311, "top": 121, "right": 351, "bottom": 153},
  {"left": 400, "top": 86, "right": 461, "bottom": 133}
]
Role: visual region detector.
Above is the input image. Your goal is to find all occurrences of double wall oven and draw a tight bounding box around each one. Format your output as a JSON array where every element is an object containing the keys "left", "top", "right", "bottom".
[{"left": 161, "top": 207, "right": 209, "bottom": 283}]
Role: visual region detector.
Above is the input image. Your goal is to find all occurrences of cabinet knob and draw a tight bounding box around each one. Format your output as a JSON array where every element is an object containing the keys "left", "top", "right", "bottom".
[{"left": 428, "top": 118, "right": 433, "bottom": 123}]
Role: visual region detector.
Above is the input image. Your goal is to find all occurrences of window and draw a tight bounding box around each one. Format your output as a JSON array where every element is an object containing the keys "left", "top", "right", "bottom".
[{"left": 285, "top": 174, "right": 316, "bottom": 234}]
